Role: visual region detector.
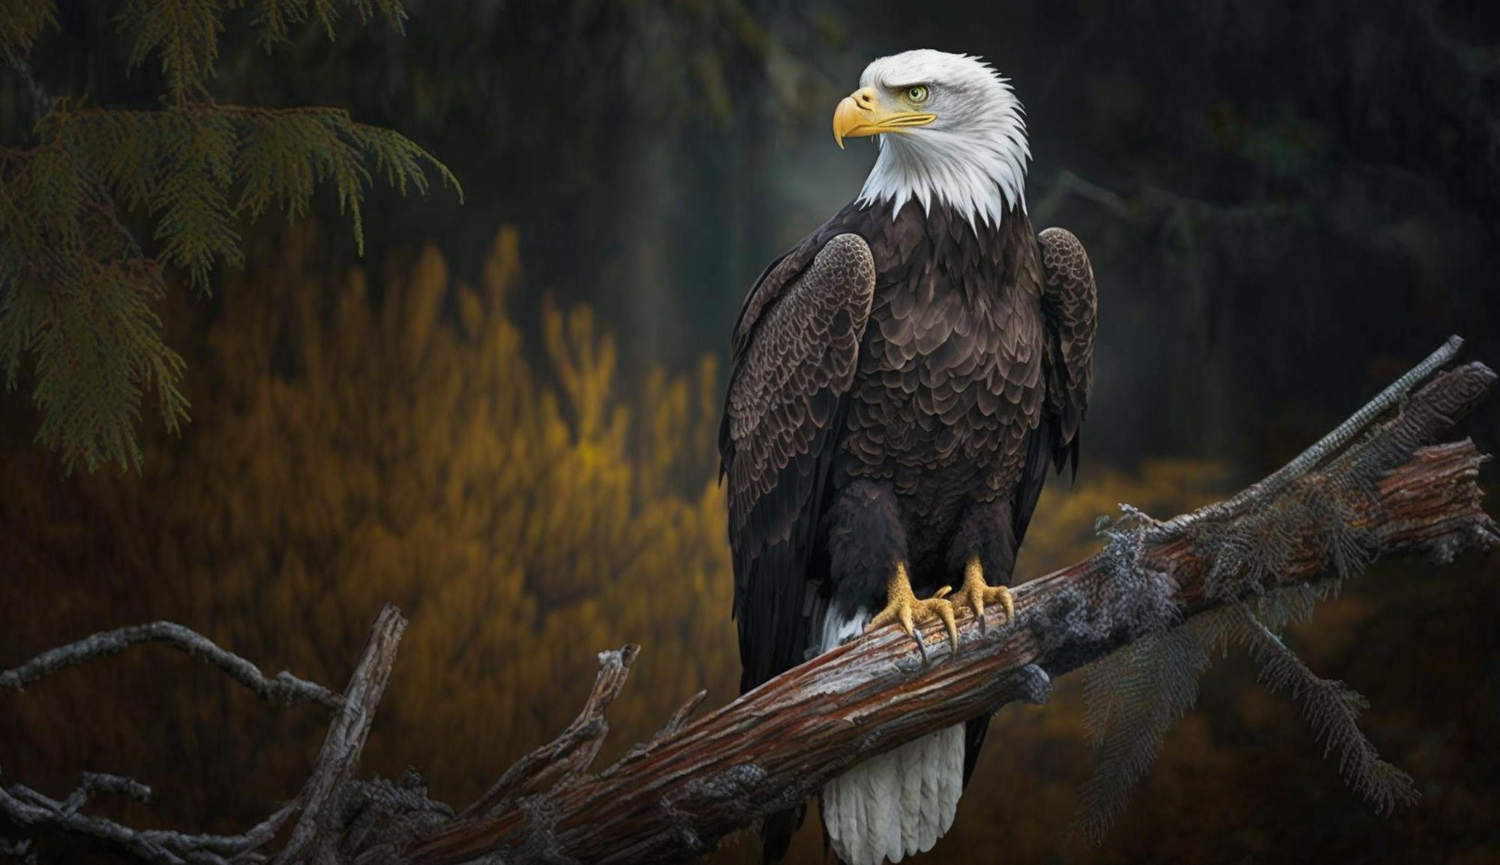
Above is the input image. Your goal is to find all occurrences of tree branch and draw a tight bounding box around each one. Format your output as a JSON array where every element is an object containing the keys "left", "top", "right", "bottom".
[
  {"left": 0, "top": 621, "right": 343, "bottom": 711},
  {"left": 272, "top": 604, "right": 407, "bottom": 865},
  {"left": 404, "top": 355, "right": 1497, "bottom": 865},
  {"left": 1, "top": 606, "right": 408, "bottom": 864},
  {"left": 0, "top": 779, "right": 299, "bottom": 865},
  {"left": 1, "top": 345, "right": 1494, "bottom": 865},
  {"left": 457, "top": 645, "right": 640, "bottom": 823}
]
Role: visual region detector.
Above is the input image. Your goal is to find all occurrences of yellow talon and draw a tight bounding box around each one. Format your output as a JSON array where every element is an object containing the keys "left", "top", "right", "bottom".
[
  {"left": 866, "top": 561, "right": 959, "bottom": 653},
  {"left": 949, "top": 554, "right": 1014, "bottom": 630}
]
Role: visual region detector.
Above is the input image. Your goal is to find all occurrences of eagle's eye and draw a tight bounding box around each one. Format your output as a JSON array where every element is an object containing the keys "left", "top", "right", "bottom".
[{"left": 903, "top": 85, "right": 930, "bottom": 105}]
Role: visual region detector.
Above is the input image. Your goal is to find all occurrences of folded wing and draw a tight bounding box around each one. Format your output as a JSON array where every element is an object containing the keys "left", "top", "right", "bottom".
[{"left": 720, "top": 232, "right": 877, "bottom": 693}]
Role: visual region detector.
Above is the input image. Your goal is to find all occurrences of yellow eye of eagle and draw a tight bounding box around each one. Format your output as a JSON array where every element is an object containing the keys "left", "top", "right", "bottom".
[{"left": 905, "top": 85, "right": 929, "bottom": 104}]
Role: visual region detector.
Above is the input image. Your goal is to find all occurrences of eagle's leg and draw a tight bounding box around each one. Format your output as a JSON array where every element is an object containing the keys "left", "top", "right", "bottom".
[
  {"left": 825, "top": 481, "right": 956, "bottom": 652},
  {"left": 866, "top": 561, "right": 959, "bottom": 653},
  {"left": 946, "top": 501, "right": 1020, "bottom": 632},
  {"left": 949, "top": 553, "right": 1015, "bottom": 631}
]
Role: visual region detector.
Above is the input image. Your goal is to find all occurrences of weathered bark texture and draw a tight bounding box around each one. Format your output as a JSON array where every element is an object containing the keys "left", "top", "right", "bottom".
[{"left": 2, "top": 346, "right": 1495, "bottom": 865}]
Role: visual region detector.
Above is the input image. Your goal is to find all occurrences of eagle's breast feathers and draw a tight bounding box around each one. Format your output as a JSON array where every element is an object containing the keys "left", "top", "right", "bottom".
[
  {"left": 842, "top": 202, "right": 1048, "bottom": 565},
  {"left": 721, "top": 198, "right": 1097, "bottom": 642}
]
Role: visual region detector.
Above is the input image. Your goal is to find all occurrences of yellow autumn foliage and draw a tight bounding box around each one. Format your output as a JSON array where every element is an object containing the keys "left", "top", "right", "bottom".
[{"left": 1, "top": 224, "right": 733, "bottom": 822}]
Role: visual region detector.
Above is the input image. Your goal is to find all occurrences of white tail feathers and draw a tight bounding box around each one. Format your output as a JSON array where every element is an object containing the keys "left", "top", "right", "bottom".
[
  {"left": 823, "top": 726, "right": 965, "bottom": 865},
  {"left": 814, "top": 604, "right": 965, "bottom": 865}
]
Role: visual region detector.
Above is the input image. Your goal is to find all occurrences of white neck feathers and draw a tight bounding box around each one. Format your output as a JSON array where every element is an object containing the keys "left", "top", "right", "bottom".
[{"left": 856, "top": 66, "right": 1030, "bottom": 232}]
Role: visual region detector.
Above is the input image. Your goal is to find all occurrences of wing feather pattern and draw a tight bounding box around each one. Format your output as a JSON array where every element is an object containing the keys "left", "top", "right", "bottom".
[
  {"left": 1035, "top": 226, "right": 1097, "bottom": 481},
  {"left": 720, "top": 232, "right": 877, "bottom": 691},
  {"left": 720, "top": 231, "right": 874, "bottom": 863},
  {"left": 1012, "top": 226, "right": 1097, "bottom": 543}
]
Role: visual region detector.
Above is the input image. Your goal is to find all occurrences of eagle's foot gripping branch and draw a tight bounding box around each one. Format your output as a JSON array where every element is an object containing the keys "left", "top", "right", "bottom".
[
  {"left": 866, "top": 561, "right": 959, "bottom": 655},
  {"left": 948, "top": 554, "right": 1014, "bottom": 632}
]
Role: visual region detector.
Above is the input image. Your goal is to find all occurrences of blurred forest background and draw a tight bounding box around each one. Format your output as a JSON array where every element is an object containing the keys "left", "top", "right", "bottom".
[{"left": 3, "top": 1, "right": 1500, "bottom": 863}]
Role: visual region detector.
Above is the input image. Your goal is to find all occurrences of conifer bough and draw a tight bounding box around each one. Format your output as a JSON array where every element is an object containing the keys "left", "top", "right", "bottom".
[
  {"left": 0, "top": 0, "right": 459, "bottom": 473},
  {"left": 1, "top": 341, "right": 1495, "bottom": 865}
]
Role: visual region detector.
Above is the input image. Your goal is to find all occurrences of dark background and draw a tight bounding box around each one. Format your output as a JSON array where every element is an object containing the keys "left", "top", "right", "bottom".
[{"left": 3, "top": 1, "right": 1499, "bottom": 863}]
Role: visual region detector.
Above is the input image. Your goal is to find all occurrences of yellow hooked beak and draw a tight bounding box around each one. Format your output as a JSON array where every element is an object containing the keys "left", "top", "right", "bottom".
[{"left": 832, "top": 87, "right": 936, "bottom": 149}]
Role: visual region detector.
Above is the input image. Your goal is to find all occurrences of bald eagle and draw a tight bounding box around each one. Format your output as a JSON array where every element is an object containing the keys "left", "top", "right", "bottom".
[{"left": 719, "top": 50, "right": 1098, "bottom": 864}]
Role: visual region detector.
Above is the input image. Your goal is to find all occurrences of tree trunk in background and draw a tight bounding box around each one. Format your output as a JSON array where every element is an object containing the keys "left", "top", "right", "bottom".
[
  {"left": 1168, "top": 216, "right": 1237, "bottom": 463},
  {"left": 617, "top": 128, "right": 679, "bottom": 377}
]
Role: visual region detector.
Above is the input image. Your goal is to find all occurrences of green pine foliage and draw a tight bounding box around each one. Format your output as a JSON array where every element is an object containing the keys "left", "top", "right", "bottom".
[
  {"left": 0, "top": 145, "right": 187, "bottom": 472},
  {"left": 249, "top": 0, "right": 407, "bottom": 49},
  {"left": 0, "top": 0, "right": 57, "bottom": 63},
  {"left": 0, "top": 0, "right": 460, "bottom": 473}
]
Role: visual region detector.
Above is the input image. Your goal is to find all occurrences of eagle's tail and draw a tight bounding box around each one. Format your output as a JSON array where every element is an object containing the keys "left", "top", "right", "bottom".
[{"left": 815, "top": 607, "right": 965, "bottom": 865}]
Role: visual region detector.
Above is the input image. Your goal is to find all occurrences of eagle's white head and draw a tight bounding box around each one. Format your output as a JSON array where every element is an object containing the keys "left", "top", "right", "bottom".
[{"left": 833, "top": 49, "right": 1029, "bottom": 231}]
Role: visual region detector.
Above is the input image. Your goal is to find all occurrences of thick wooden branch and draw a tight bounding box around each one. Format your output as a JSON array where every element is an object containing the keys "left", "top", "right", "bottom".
[
  {"left": 405, "top": 358, "right": 1498, "bottom": 865},
  {"left": 2, "top": 348, "right": 1494, "bottom": 865}
]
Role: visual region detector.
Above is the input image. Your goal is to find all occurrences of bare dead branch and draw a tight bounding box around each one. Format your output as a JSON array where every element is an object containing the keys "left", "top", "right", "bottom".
[
  {"left": 0, "top": 774, "right": 299, "bottom": 865},
  {"left": 1150, "top": 334, "right": 1465, "bottom": 538},
  {"left": 458, "top": 644, "right": 640, "bottom": 822},
  {"left": 661, "top": 690, "right": 710, "bottom": 738},
  {"left": 272, "top": 604, "right": 408, "bottom": 865},
  {"left": 0, "top": 606, "right": 407, "bottom": 865},
  {"left": 0, "top": 621, "right": 343, "bottom": 711}
]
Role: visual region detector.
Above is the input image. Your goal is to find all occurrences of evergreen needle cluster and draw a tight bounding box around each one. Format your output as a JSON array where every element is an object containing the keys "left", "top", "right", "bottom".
[{"left": 0, "top": 0, "right": 460, "bottom": 472}]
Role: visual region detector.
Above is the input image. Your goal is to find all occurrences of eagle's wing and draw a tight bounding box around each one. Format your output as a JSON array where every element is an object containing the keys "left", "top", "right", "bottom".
[
  {"left": 719, "top": 232, "right": 876, "bottom": 694},
  {"left": 964, "top": 226, "right": 1097, "bottom": 785},
  {"left": 1035, "top": 226, "right": 1097, "bottom": 477},
  {"left": 1013, "top": 226, "right": 1097, "bottom": 572}
]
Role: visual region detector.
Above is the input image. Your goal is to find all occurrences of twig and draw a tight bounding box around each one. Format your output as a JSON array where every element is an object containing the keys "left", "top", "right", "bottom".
[
  {"left": 661, "top": 689, "right": 709, "bottom": 738},
  {"left": 0, "top": 621, "right": 343, "bottom": 711},
  {"left": 0, "top": 775, "right": 299, "bottom": 865},
  {"left": 457, "top": 645, "right": 639, "bottom": 821},
  {"left": 61, "top": 773, "right": 153, "bottom": 811},
  {"left": 272, "top": 604, "right": 408, "bottom": 865},
  {"left": 1030, "top": 169, "right": 1300, "bottom": 230},
  {"left": 1147, "top": 335, "right": 1465, "bottom": 540}
]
